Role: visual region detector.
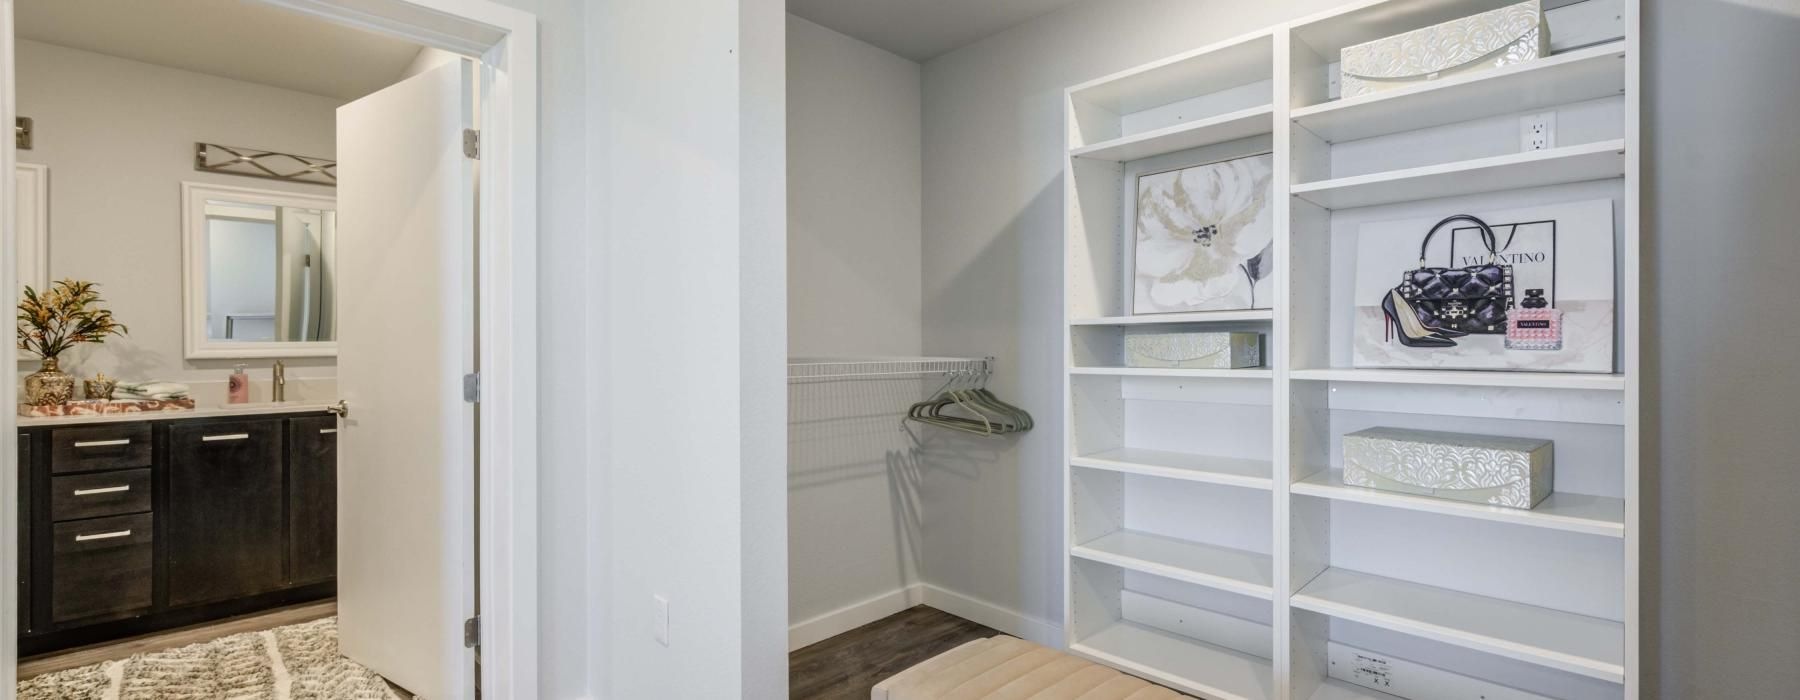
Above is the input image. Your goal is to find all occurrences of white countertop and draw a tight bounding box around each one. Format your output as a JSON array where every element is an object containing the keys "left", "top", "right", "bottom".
[{"left": 18, "top": 401, "right": 338, "bottom": 428}]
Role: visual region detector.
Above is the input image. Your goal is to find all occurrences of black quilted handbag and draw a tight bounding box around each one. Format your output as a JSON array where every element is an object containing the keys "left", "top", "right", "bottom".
[{"left": 1393, "top": 214, "right": 1514, "bottom": 335}]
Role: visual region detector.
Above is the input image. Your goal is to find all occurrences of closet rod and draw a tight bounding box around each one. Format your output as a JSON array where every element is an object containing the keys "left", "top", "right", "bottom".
[{"left": 787, "top": 357, "right": 992, "bottom": 381}]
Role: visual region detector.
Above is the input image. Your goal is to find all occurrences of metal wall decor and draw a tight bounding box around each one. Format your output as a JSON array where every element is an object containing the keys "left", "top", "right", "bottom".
[{"left": 194, "top": 142, "right": 335, "bottom": 186}]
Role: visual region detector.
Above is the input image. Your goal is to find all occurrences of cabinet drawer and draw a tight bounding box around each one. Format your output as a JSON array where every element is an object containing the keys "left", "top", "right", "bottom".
[
  {"left": 50, "top": 424, "right": 152, "bottom": 474},
  {"left": 52, "top": 513, "right": 153, "bottom": 624},
  {"left": 51, "top": 469, "right": 152, "bottom": 522}
]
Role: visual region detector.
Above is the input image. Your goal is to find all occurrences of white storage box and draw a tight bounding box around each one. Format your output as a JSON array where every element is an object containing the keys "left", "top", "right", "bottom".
[
  {"left": 1340, "top": 0, "right": 1549, "bottom": 98},
  {"left": 1123, "top": 330, "right": 1262, "bottom": 369},
  {"left": 1342, "top": 427, "right": 1553, "bottom": 509}
]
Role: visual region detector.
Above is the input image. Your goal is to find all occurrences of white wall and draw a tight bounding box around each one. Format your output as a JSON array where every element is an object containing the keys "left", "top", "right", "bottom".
[
  {"left": 14, "top": 39, "right": 342, "bottom": 383},
  {"left": 916, "top": 0, "right": 1343, "bottom": 640},
  {"left": 785, "top": 14, "right": 929, "bottom": 643},
  {"left": 585, "top": 0, "right": 788, "bottom": 696},
  {"left": 787, "top": 15, "right": 922, "bottom": 358}
]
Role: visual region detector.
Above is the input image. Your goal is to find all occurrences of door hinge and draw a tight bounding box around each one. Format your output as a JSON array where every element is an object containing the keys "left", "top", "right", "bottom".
[
  {"left": 463, "top": 373, "right": 480, "bottom": 403},
  {"left": 462, "top": 128, "right": 479, "bottom": 159},
  {"left": 464, "top": 615, "right": 480, "bottom": 648}
]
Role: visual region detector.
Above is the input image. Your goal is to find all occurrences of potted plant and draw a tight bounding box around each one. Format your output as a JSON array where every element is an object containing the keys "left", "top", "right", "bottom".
[{"left": 16, "top": 279, "right": 128, "bottom": 405}]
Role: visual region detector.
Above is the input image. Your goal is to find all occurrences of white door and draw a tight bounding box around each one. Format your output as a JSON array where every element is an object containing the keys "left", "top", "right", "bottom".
[{"left": 335, "top": 59, "right": 476, "bottom": 700}]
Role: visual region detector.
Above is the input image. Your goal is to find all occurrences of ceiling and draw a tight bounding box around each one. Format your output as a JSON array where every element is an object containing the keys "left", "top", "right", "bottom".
[
  {"left": 788, "top": 0, "right": 1086, "bottom": 61},
  {"left": 17, "top": 0, "right": 424, "bottom": 101}
]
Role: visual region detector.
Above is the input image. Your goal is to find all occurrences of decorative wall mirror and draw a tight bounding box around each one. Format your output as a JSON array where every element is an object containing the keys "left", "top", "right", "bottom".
[
  {"left": 15, "top": 163, "right": 50, "bottom": 297},
  {"left": 182, "top": 182, "right": 337, "bottom": 359}
]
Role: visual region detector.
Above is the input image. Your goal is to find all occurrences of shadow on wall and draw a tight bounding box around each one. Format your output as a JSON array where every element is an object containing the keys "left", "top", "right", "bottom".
[
  {"left": 788, "top": 375, "right": 934, "bottom": 622},
  {"left": 920, "top": 180, "right": 1063, "bottom": 627},
  {"left": 1642, "top": 0, "right": 1800, "bottom": 698}
]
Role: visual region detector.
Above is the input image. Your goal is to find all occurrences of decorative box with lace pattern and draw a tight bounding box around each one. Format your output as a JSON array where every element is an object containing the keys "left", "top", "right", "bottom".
[
  {"left": 1123, "top": 330, "right": 1263, "bottom": 369},
  {"left": 1342, "top": 427, "right": 1553, "bottom": 510},
  {"left": 1339, "top": 0, "right": 1549, "bottom": 98}
]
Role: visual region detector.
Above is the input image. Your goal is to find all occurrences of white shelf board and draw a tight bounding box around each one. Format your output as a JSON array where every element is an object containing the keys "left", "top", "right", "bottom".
[
  {"left": 1071, "top": 622, "right": 1273, "bottom": 700},
  {"left": 1073, "top": 105, "right": 1274, "bottom": 162},
  {"left": 1290, "top": 368, "right": 1625, "bottom": 391},
  {"left": 1072, "top": 530, "right": 1274, "bottom": 600},
  {"left": 1291, "top": 568, "right": 1625, "bottom": 682},
  {"left": 1291, "top": 140, "right": 1627, "bottom": 210},
  {"left": 1292, "top": 44, "right": 1627, "bottom": 143},
  {"left": 1292, "top": 470, "right": 1626, "bottom": 538},
  {"left": 1074, "top": 448, "right": 1273, "bottom": 490},
  {"left": 1069, "top": 30, "right": 1273, "bottom": 115},
  {"left": 1071, "top": 367, "right": 1273, "bottom": 379},
  {"left": 1071, "top": 309, "right": 1274, "bottom": 326},
  {"left": 1307, "top": 679, "right": 1399, "bottom": 700}
]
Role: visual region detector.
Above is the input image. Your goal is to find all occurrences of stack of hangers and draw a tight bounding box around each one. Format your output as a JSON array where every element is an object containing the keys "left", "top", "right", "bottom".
[{"left": 904, "top": 368, "right": 1031, "bottom": 436}]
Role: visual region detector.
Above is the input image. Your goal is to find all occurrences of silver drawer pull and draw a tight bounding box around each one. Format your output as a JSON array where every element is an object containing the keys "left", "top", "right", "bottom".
[
  {"left": 75, "top": 530, "right": 131, "bottom": 542},
  {"left": 73, "top": 438, "right": 131, "bottom": 448},
  {"left": 320, "top": 428, "right": 338, "bottom": 434},
  {"left": 73, "top": 485, "right": 131, "bottom": 496},
  {"left": 202, "top": 433, "right": 251, "bottom": 442}
]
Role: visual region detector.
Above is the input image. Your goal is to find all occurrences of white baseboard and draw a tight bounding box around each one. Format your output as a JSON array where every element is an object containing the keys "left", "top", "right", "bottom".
[
  {"left": 918, "top": 584, "right": 1062, "bottom": 648},
  {"left": 787, "top": 583, "right": 1064, "bottom": 652},
  {"left": 788, "top": 585, "right": 924, "bottom": 651}
]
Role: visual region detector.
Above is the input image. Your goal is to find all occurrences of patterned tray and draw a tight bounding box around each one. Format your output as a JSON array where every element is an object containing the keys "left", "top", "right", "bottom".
[{"left": 19, "top": 398, "right": 197, "bottom": 417}]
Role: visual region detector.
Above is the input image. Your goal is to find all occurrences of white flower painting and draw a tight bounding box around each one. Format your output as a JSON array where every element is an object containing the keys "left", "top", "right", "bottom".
[{"left": 1132, "top": 153, "right": 1275, "bottom": 314}]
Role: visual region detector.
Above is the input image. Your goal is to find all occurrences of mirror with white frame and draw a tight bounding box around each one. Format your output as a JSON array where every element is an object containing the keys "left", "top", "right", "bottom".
[{"left": 183, "top": 182, "right": 337, "bottom": 359}]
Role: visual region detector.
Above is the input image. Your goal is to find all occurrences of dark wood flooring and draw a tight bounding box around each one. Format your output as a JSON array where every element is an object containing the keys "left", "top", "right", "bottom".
[{"left": 790, "top": 605, "right": 1000, "bottom": 700}]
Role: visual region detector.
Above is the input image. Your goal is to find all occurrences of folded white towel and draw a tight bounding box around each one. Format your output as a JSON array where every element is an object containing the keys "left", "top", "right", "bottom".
[
  {"left": 114, "top": 380, "right": 191, "bottom": 400},
  {"left": 117, "top": 380, "right": 190, "bottom": 394}
]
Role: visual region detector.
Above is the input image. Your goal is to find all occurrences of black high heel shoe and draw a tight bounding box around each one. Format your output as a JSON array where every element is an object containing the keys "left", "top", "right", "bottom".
[{"left": 1383, "top": 290, "right": 1456, "bottom": 348}]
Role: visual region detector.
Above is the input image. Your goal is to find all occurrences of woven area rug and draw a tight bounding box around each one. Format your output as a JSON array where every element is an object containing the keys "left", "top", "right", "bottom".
[{"left": 18, "top": 617, "right": 401, "bottom": 700}]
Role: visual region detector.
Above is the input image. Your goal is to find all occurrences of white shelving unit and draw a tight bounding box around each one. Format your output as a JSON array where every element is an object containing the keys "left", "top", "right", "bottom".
[{"left": 1063, "top": 1, "right": 1640, "bottom": 698}]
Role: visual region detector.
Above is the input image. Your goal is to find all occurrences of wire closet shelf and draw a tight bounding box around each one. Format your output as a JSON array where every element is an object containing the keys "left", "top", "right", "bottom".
[{"left": 787, "top": 356, "right": 994, "bottom": 382}]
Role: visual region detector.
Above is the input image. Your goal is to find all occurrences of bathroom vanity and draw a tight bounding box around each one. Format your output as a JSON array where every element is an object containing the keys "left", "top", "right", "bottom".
[{"left": 15, "top": 405, "right": 338, "bottom": 654}]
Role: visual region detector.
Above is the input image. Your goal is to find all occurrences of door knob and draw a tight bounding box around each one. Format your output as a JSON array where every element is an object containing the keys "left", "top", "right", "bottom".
[{"left": 326, "top": 400, "right": 349, "bottom": 417}]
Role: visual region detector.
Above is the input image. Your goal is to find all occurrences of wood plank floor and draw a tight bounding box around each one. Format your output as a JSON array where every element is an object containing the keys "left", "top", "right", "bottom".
[
  {"left": 18, "top": 599, "right": 338, "bottom": 680},
  {"left": 790, "top": 605, "right": 1000, "bottom": 700}
]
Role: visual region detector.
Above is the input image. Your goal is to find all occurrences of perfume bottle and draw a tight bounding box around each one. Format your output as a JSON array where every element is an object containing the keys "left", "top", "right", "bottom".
[{"left": 1506, "top": 289, "right": 1563, "bottom": 351}]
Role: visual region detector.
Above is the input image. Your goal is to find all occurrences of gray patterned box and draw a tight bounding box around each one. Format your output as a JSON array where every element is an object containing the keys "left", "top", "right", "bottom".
[
  {"left": 1339, "top": 0, "right": 1549, "bottom": 98},
  {"left": 1123, "top": 330, "right": 1262, "bottom": 369},
  {"left": 1342, "top": 427, "right": 1553, "bottom": 509}
]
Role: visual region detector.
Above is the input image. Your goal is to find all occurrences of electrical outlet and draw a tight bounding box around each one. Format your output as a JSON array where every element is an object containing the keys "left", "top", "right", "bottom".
[
  {"left": 654, "top": 594, "right": 670, "bottom": 646},
  {"left": 1521, "top": 112, "right": 1557, "bottom": 151}
]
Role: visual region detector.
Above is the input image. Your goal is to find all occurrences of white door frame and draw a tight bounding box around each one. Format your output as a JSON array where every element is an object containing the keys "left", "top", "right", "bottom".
[{"left": 0, "top": 0, "right": 539, "bottom": 697}]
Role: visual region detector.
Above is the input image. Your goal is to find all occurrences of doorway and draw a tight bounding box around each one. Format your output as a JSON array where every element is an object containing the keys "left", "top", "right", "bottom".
[{"left": 0, "top": 0, "right": 538, "bottom": 698}]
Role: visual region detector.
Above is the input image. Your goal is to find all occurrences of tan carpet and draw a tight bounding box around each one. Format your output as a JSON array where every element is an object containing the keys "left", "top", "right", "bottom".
[{"left": 17, "top": 617, "right": 400, "bottom": 700}]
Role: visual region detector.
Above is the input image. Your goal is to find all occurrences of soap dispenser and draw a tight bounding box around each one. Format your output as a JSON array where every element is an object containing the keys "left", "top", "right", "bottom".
[{"left": 229, "top": 364, "right": 251, "bottom": 404}]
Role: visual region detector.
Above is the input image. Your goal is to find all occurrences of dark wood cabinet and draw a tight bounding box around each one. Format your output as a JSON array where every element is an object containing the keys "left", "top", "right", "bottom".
[
  {"left": 166, "top": 418, "right": 287, "bottom": 608},
  {"left": 287, "top": 416, "right": 337, "bottom": 586},
  {"left": 18, "top": 433, "right": 30, "bottom": 636},
  {"left": 18, "top": 412, "right": 336, "bottom": 654}
]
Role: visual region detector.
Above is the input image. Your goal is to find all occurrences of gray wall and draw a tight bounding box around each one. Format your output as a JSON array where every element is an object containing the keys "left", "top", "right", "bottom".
[
  {"left": 1643, "top": 0, "right": 1800, "bottom": 696},
  {"left": 785, "top": 15, "right": 929, "bottom": 638},
  {"left": 787, "top": 16, "right": 923, "bottom": 359}
]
